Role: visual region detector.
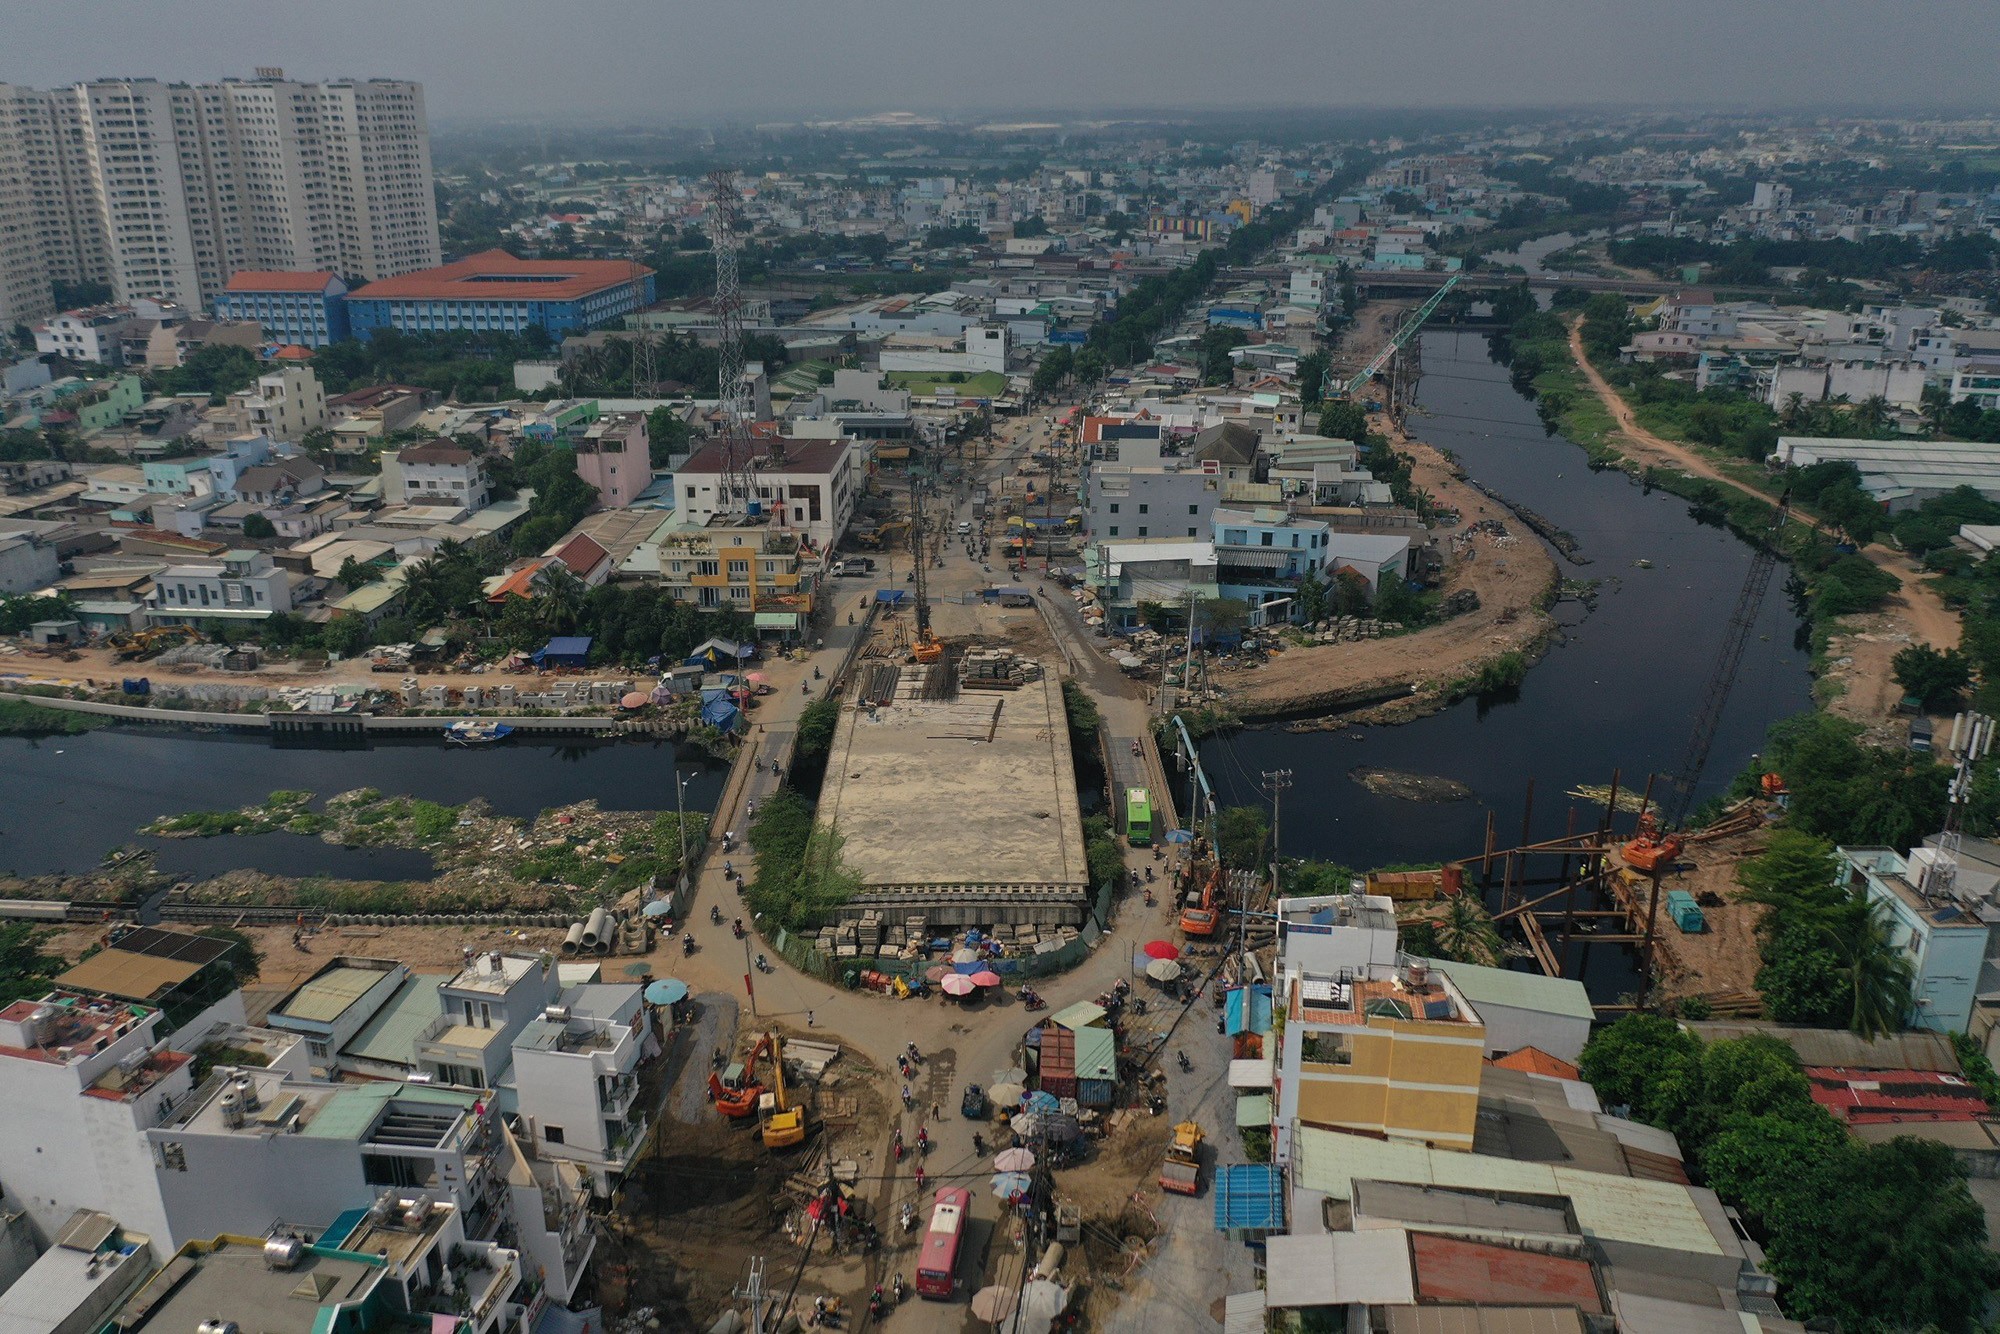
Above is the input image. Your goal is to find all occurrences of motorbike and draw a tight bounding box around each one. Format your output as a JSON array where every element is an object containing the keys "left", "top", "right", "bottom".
[
  {"left": 901, "top": 1084, "right": 913, "bottom": 1109},
  {"left": 682, "top": 933, "right": 696, "bottom": 957},
  {"left": 1177, "top": 1050, "right": 1192, "bottom": 1073},
  {"left": 972, "top": 1133, "right": 987, "bottom": 1156},
  {"left": 1144, "top": 889, "right": 1156, "bottom": 907},
  {"left": 1019, "top": 987, "right": 1047, "bottom": 1012},
  {"left": 892, "top": 1274, "right": 907, "bottom": 1303},
  {"left": 710, "top": 905, "right": 722, "bottom": 925},
  {"left": 900, "top": 1204, "right": 917, "bottom": 1234},
  {"left": 755, "top": 954, "right": 772, "bottom": 973}
]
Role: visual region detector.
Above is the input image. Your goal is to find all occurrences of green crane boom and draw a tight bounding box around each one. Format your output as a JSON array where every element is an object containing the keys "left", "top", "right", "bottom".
[{"left": 1326, "top": 272, "right": 1464, "bottom": 402}]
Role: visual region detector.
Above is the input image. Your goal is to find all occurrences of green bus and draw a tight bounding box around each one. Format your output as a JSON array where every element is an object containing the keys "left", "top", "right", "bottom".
[{"left": 1124, "top": 787, "right": 1153, "bottom": 846}]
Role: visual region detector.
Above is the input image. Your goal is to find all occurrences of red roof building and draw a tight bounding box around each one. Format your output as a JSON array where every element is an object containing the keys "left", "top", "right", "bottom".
[{"left": 1806, "top": 1066, "right": 1993, "bottom": 1126}]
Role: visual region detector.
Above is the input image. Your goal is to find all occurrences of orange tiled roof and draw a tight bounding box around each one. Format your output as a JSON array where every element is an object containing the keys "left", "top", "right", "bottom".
[{"left": 1489, "top": 1047, "right": 1583, "bottom": 1081}]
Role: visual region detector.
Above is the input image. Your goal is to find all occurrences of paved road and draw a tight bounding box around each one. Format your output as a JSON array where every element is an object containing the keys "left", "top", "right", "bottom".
[{"left": 654, "top": 408, "right": 1248, "bottom": 1327}]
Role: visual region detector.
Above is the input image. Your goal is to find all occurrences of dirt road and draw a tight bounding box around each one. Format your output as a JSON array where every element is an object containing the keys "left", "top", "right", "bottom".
[{"left": 1563, "top": 320, "right": 1959, "bottom": 727}]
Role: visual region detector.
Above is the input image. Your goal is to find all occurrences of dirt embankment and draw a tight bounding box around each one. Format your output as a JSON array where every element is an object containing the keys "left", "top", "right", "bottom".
[
  {"left": 1561, "top": 320, "right": 1959, "bottom": 728},
  {"left": 1215, "top": 410, "right": 1559, "bottom": 723}
]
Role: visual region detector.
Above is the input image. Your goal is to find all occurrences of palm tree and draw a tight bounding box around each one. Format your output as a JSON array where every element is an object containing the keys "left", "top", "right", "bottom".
[
  {"left": 1857, "top": 395, "right": 1890, "bottom": 436},
  {"left": 532, "top": 563, "right": 586, "bottom": 634},
  {"left": 1828, "top": 897, "right": 1914, "bottom": 1038},
  {"left": 1431, "top": 895, "right": 1505, "bottom": 967},
  {"left": 399, "top": 556, "right": 449, "bottom": 623},
  {"left": 1779, "top": 391, "right": 1806, "bottom": 429}
]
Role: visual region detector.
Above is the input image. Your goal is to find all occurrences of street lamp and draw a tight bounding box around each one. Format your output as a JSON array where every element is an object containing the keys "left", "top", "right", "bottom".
[{"left": 672, "top": 768, "right": 692, "bottom": 906}]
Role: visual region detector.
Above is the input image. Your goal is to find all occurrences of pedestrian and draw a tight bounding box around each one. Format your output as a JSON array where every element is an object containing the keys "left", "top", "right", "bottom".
[
  {"left": 806, "top": 1009, "right": 815, "bottom": 1027},
  {"left": 932, "top": 1102, "right": 941, "bottom": 1123}
]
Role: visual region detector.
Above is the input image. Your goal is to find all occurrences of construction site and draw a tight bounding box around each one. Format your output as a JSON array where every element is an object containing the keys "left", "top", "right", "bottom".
[{"left": 815, "top": 655, "right": 1092, "bottom": 928}]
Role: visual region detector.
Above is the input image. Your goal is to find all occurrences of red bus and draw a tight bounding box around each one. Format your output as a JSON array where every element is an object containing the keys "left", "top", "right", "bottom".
[{"left": 915, "top": 1186, "right": 970, "bottom": 1299}]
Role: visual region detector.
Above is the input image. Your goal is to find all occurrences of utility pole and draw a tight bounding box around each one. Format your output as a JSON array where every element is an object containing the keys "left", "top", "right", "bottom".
[
  {"left": 1258, "top": 769, "right": 1293, "bottom": 968},
  {"left": 672, "top": 769, "right": 691, "bottom": 906}
]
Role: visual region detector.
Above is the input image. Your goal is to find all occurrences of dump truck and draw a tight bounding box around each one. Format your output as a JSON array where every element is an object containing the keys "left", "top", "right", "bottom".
[{"left": 1160, "top": 1120, "right": 1204, "bottom": 1195}]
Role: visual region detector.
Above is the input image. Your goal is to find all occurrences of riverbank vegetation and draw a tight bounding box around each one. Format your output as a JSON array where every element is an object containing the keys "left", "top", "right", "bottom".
[
  {"left": 0, "top": 697, "right": 112, "bottom": 736},
  {"left": 1581, "top": 1016, "right": 1996, "bottom": 1330},
  {"left": 744, "top": 789, "right": 858, "bottom": 933},
  {"left": 0, "top": 923, "right": 63, "bottom": 1007},
  {"left": 150, "top": 788, "right": 706, "bottom": 913}
]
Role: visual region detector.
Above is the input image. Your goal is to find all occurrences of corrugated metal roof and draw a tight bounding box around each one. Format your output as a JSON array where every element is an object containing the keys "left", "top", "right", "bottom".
[
  {"left": 1212, "top": 1164, "right": 1284, "bottom": 1231},
  {"left": 1048, "top": 1001, "right": 1106, "bottom": 1031},
  {"left": 1229, "top": 1054, "right": 1275, "bottom": 1089},
  {"left": 1264, "top": 1229, "right": 1415, "bottom": 1308},
  {"left": 1386, "top": 1308, "right": 1589, "bottom": 1334},
  {"left": 277, "top": 966, "right": 390, "bottom": 1024},
  {"left": 1235, "top": 1093, "right": 1272, "bottom": 1129},
  {"left": 1292, "top": 1127, "right": 1723, "bottom": 1256},
  {"left": 1073, "top": 1027, "right": 1116, "bottom": 1081},
  {"left": 1425, "top": 958, "right": 1595, "bottom": 1022},
  {"left": 1683, "top": 1021, "right": 1962, "bottom": 1073},
  {"left": 341, "top": 975, "right": 443, "bottom": 1066},
  {"left": 1221, "top": 1291, "right": 1266, "bottom": 1334}
]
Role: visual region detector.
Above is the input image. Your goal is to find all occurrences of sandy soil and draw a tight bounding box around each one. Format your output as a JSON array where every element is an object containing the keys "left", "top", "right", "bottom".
[
  {"left": 1563, "top": 320, "right": 1959, "bottom": 728},
  {"left": 1214, "top": 405, "right": 1559, "bottom": 722},
  {"left": 1612, "top": 821, "right": 1776, "bottom": 1005}
]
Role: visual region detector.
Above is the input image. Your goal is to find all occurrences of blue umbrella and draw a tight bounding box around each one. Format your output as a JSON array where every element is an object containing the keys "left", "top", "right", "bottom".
[
  {"left": 990, "top": 1172, "right": 1032, "bottom": 1200},
  {"left": 644, "top": 979, "right": 689, "bottom": 1005},
  {"left": 641, "top": 900, "right": 675, "bottom": 918},
  {"left": 1165, "top": 829, "right": 1195, "bottom": 844},
  {"left": 1025, "top": 1090, "right": 1061, "bottom": 1114}
]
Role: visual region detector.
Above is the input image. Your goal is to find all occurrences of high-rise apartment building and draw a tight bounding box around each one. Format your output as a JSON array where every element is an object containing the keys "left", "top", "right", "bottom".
[{"left": 0, "top": 71, "right": 440, "bottom": 327}]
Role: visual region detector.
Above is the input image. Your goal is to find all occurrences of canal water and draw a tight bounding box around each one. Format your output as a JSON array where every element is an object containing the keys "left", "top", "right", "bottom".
[
  {"left": 1202, "top": 327, "right": 1812, "bottom": 886},
  {"left": 0, "top": 730, "right": 726, "bottom": 880}
]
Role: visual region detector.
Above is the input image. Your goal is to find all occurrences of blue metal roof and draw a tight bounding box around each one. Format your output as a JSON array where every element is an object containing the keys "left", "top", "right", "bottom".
[
  {"left": 1225, "top": 984, "right": 1274, "bottom": 1037},
  {"left": 1213, "top": 1163, "right": 1284, "bottom": 1231}
]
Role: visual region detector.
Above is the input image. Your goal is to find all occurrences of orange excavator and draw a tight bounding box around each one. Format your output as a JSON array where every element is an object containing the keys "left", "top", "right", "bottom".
[
  {"left": 708, "top": 1034, "right": 769, "bottom": 1119},
  {"left": 1621, "top": 812, "right": 1685, "bottom": 875},
  {"left": 1179, "top": 846, "right": 1223, "bottom": 938}
]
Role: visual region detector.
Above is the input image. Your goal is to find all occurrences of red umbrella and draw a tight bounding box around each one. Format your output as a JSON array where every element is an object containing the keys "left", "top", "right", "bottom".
[
  {"left": 1143, "top": 940, "right": 1180, "bottom": 961},
  {"left": 969, "top": 970, "right": 1001, "bottom": 987},
  {"left": 924, "top": 965, "right": 949, "bottom": 983}
]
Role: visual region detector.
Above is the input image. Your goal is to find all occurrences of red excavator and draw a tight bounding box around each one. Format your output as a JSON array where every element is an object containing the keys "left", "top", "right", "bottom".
[
  {"left": 1179, "top": 851, "right": 1223, "bottom": 938},
  {"left": 708, "top": 1034, "right": 770, "bottom": 1119},
  {"left": 1621, "top": 812, "right": 1686, "bottom": 875}
]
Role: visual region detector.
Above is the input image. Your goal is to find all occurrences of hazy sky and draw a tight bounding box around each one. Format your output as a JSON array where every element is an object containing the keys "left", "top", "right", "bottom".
[{"left": 7, "top": 0, "right": 1998, "bottom": 123}]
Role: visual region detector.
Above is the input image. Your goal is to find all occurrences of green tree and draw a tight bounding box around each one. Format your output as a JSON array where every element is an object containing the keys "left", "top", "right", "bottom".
[
  {"left": 1193, "top": 595, "right": 1251, "bottom": 640},
  {"left": 0, "top": 923, "right": 62, "bottom": 1007},
  {"left": 1892, "top": 643, "right": 1972, "bottom": 711},
  {"left": 531, "top": 562, "right": 587, "bottom": 634},
  {"left": 240, "top": 512, "right": 276, "bottom": 540},
  {"left": 1031, "top": 346, "right": 1073, "bottom": 397},
  {"left": 645, "top": 406, "right": 692, "bottom": 467},
  {"left": 1831, "top": 897, "right": 1915, "bottom": 1038},
  {"left": 336, "top": 557, "right": 380, "bottom": 588},
  {"left": 1215, "top": 805, "right": 1270, "bottom": 870},
  {"left": 1296, "top": 567, "right": 1328, "bottom": 624},
  {"left": 1296, "top": 349, "right": 1330, "bottom": 408},
  {"left": 1317, "top": 401, "right": 1370, "bottom": 443},
  {"left": 1429, "top": 896, "right": 1503, "bottom": 967},
  {"left": 1577, "top": 1014, "right": 1702, "bottom": 1124}
]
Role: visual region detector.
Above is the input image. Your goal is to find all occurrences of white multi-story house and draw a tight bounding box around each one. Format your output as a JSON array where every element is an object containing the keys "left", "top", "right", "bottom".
[
  {"left": 386, "top": 441, "right": 489, "bottom": 513},
  {"left": 0, "top": 74, "right": 441, "bottom": 314},
  {"left": 671, "top": 438, "right": 858, "bottom": 552},
  {"left": 225, "top": 366, "right": 327, "bottom": 443},
  {"left": 0, "top": 992, "right": 195, "bottom": 1252},
  {"left": 145, "top": 549, "right": 292, "bottom": 624},
  {"left": 33, "top": 306, "right": 141, "bottom": 366}
]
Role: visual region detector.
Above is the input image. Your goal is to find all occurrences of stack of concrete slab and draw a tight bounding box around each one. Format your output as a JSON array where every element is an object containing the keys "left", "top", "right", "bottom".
[{"left": 960, "top": 649, "right": 1043, "bottom": 691}]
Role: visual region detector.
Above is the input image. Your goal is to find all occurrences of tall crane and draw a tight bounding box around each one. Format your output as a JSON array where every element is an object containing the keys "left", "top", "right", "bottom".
[
  {"left": 1325, "top": 272, "right": 1462, "bottom": 403},
  {"left": 706, "top": 170, "right": 755, "bottom": 510},
  {"left": 1659, "top": 496, "right": 1791, "bottom": 828}
]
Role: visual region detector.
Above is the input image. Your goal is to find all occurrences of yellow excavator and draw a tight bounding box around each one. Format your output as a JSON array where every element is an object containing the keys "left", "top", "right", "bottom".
[{"left": 759, "top": 1031, "right": 807, "bottom": 1149}]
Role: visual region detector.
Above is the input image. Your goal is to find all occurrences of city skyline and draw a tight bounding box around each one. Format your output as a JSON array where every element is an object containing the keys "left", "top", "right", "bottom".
[{"left": 6, "top": 0, "right": 2000, "bottom": 123}]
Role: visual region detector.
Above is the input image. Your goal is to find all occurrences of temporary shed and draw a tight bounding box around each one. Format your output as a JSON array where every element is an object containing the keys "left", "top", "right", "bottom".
[
  {"left": 686, "top": 636, "right": 754, "bottom": 668},
  {"left": 533, "top": 635, "right": 593, "bottom": 667}
]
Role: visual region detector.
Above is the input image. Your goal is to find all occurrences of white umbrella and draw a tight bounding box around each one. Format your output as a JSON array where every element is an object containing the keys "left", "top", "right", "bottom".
[
  {"left": 970, "top": 1286, "right": 1018, "bottom": 1323},
  {"left": 1146, "top": 958, "right": 1183, "bottom": 982},
  {"left": 994, "top": 1146, "right": 1036, "bottom": 1172},
  {"left": 990, "top": 1082, "right": 1027, "bottom": 1106},
  {"left": 952, "top": 947, "right": 980, "bottom": 964},
  {"left": 1011, "top": 1112, "right": 1040, "bottom": 1136},
  {"left": 994, "top": 1065, "right": 1028, "bottom": 1087}
]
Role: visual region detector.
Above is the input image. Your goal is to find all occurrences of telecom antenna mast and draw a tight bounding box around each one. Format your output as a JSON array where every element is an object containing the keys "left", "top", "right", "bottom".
[{"left": 707, "top": 170, "right": 753, "bottom": 511}]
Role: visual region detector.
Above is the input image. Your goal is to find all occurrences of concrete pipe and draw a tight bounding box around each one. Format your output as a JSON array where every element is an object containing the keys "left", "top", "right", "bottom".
[
  {"left": 580, "top": 906, "right": 611, "bottom": 950},
  {"left": 562, "top": 922, "right": 586, "bottom": 955}
]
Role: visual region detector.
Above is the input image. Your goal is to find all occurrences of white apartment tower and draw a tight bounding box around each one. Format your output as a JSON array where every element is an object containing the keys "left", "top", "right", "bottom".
[{"left": 0, "top": 70, "right": 441, "bottom": 324}]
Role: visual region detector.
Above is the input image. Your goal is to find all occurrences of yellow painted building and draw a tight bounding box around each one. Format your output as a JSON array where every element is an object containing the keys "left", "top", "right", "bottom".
[
  {"left": 649, "top": 523, "right": 816, "bottom": 620},
  {"left": 1276, "top": 964, "right": 1485, "bottom": 1159}
]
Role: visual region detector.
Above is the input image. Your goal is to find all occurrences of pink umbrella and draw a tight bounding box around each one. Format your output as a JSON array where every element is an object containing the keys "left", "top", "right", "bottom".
[
  {"left": 941, "top": 974, "right": 976, "bottom": 997},
  {"left": 924, "top": 965, "right": 949, "bottom": 983},
  {"left": 969, "top": 970, "right": 1001, "bottom": 987},
  {"left": 1143, "top": 940, "right": 1180, "bottom": 961}
]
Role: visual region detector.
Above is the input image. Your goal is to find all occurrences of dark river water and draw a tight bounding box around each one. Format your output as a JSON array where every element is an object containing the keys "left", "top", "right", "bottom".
[
  {"left": 1202, "top": 328, "right": 1812, "bottom": 906},
  {"left": 0, "top": 730, "right": 727, "bottom": 880}
]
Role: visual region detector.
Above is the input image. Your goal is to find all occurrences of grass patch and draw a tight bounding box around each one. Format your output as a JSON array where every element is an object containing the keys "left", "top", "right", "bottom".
[{"left": 0, "top": 698, "right": 109, "bottom": 736}]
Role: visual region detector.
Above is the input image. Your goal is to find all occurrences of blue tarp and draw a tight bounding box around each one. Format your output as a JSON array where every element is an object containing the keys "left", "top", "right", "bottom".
[
  {"left": 1225, "top": 984, "right": 1275, "bottom": 1037},
  {"left": 874, "top": 589, "right": 909, "bottom": 604},
  {"left": 533, "top": 635, "right": 593, "bottom": 667},
  {"left": 1213, "top": 1164, "right": 1284, "bottom": 1232},
  {"left": 686, "top": 637, "right": 753, "bottom": 669},
  {"left": 700, "top": 697, "right": 742, "bottom": 732}
]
